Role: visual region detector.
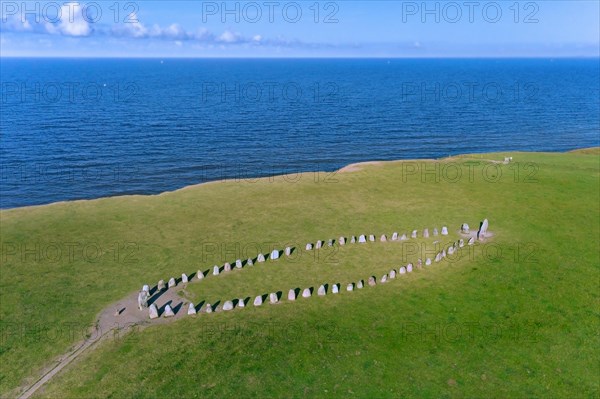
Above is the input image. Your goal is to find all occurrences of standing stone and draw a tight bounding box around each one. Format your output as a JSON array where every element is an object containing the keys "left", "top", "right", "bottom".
[
  {"left": 392, "top": 232, "right": 398, "bottom": 241},
  {"left": 328, "top": 239, "right": 334, "bottom": 247},
  {"left": 407, "top": 263, "right": 413, "bottom": 273},
  {"left": 411, "top": 230, "right": 418, "bottom": 238},
  {"left": 137, "top": 291, "right": 148, "bottom": 310},
  {"left": 213, "top": 266, "right": 220, "bottom": 275},
  {"left": 302, "top": 288, "right": 311, "bottom": 298},
  {"left": 380, "top": 234, "right": 387, "bottom": 242},
  {"left": 369, "top": 235, "right": 375, "bottom": 242},
  {"left": 181, "top": 273, "right": 188, "bottom": 283},
  {"left": 318, "top": 285, "right": 326, "bottom": 296},
  {"left": 399, "top": 266, "right": 407, "bottom": 274},
  {"left": 448, "top": 246, "right": 455, "bottom": 255},
  {"left": 157, "top": 279, "right": 166, "bottom": 291},
  {"left": 400, "top": 234, "right": 407, "bottom": 241},
  {"left": 236, "top": 259, "right": 243, "bottom": 268},
  {"left": 368, "top": 276, "right": 376, "bottom": 286},
  {"left": 168, "top": 277, "right": 176, "bottom": 288},
  {"left": 238, "top": 299, "right": 245, "bottom": 308},
  {"left": 332, "top": 284, "right": 339, "bottom": 294},
  {"left": 423, "top": 229, "right": 429, "bottom": 238},
  {"left": 351, "top": 236, "right": 356, "bottom": 243},
  {"left": 142, "top": 284, "right": 150, "bottom": 294},
  {"left": 435, "top": 252, "right": 442, "bottom": 262},
  {"left": 339, "top": 237, "right": 346, "bottom": 246},
  {"left": 380, "top": 274, "right": 388, "bottom": 283},
  {"left": 433, "top": 228, "right": 439, "bottom": 236},
  {"left": 257, "top": 253, "right": 265, "bottom": 262},
  {"left": 269, "top": 293, "right": 278, "bottom": 304},
  {"left": 288, "top": 289, "right": 296, "bottom": 301},
  {"left": 459, "top": 239, "right": 465, "bottom": 248},
  {"left": 468, "top": 237, "right": 475, "bottom": 245},
  {"left": 316, "top": 240, "right": 323, "bottom": 249},
  {"left": 224, "top": 262, "right": 232, "bottom": 272},
  {"left": 442, "top": 249, "right": 447, "bottom": 258},
  {"left": 149, "top": 304, "right": 159, "bottom": 319},
  {"left": 358, "top": 235, "right": 366, "bottom": 243},
  {"left": 417, "top": 258, "right": 423, "bottom": 269},
  {"left": 425, "top": 258, "right": 432, "bottom": 266},
  {"left": 271, "top": 249, "right": 280, "bottom": 260},
  {"left": 223, "top": 301, "right": 234, "bottom": 311},
  {"left": 357, "top": 280, "right": 364, "bottom": 289},
  {"left": 389, "top": 269, "right": 397, "bottom": 279},
  {"left": 253, "top": 296, "right": 263, "bottom": 306},
  {"left": 461, "top": 223, "right": 470, "bottom": 233},
  {"left": 478, "top": 219, "right": 489, "bottom": 240},
  {"left": 163, "top": 304, "right": 175, "bottom": 318},
  {"left": 285, "top": 247, "right": 292, "bottom": 256},
  {"left": 187, "top": 303, "right": 197, "bottom": 315},
  {"left": 347, "top": 283, "right": 354, "bottom": 291},
  {"left": 197, "top": 270, "right": 204, "bottom": 280},
  {"left": 441, "top": 226, "right": 449, "bottom": 235},
  {"left": 206, "top": 303, "right": 213, "bottom": 313},
  {"left": 247, "top": 258, "right": 254, "bottom": 266},
  {"left": 306, "top": 243, "right": 313, "bottom": 251}
]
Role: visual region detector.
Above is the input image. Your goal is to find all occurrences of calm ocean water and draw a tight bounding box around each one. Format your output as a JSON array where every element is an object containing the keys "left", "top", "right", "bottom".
[{"left": 1, "top": 58, "right": 599, "bottom": 209}]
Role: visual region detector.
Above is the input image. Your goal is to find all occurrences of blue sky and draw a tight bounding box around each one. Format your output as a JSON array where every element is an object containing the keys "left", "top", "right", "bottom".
[{"left": 1, "top": 1, "right": 599, "bottom": 57}]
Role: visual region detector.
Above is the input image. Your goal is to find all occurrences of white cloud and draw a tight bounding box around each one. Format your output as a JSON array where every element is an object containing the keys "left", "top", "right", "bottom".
[
  {"left": 54, "top": 3, "right": 91, "bottom": 37},
  {"left": 217, "top": 30, "right": 242, "bottom": 44}
]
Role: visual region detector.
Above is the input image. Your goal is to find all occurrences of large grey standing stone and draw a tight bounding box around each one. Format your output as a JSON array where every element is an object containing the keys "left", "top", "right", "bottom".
[
  {"left": 236, "top": 259, "right": 243, "bottom": 268},
  {"left": 339, "top": 237, "right": 346, "bottom": 246},
  {"left": 417, "top": 259, "right": 423, "bottom": 269},
  {"left": 328, "top": 239, "right": 334, "bottom": 247},
  {"left": 253, "top": 296, "right": 263, "bottom": 306},
  {"left": 288, "top": 289, "right": 296, "bottom": 301},
  {"left": 206, "top": 304, "right": 213, "bottom": 313},
  {"left": 285, "top": 247, "right": 292, "bottom": 256},
  {"left": 478, "top": 218, "right": 489, "bottom": 240},
  {"left": 399, "top": 266, "right": 407, "bottom": 274},
  {"left": 137, "top": 291, "right": 148, "bottom": 310},
  {"left": 380, "top": 274, "right": 388, "bottom": 283},
  {"left": 181, "top": 273, "right": 188, "bottom": 283},
  {"left": 357, "top": 280, "right": 364, "bottom": 289},
  {"left": 318, "top": 285, "right": 326, "bottom": 296},
  {"left": 389, "top": 269, "right": 397, "bottom": 279},
  {"left": 459, "top": 239, "right": 465, "bottom": 248},
  {"left": 435, "top": 252, "right": 442, "bottom": 262},
  {"left": 433, "top": 228, "right": 439, "bottom": 236},
  {"left": 448, "top": 246, "right": 455, "bottom": 255},
  {"left": 187, "top": 303, "right": 197, "bottom": 315},
  {"left": 461, "top": 223, "right": 470, "bottom": 233},
  {"left": 148, "top": 304, "right": 159, "bottom": 319},
  {"left": 157, "top": 280, "right": 166, "bottom": 291},
  {"left": 407, "top": 263, "right": 413, "bottom": 272},
  {"left": 223, "top": 301, "right": 234, "bottom": 311},
  {"left": 400, "top": 234, "right": 408, "bottom": 241},
  {"left": 369, "top": 234, "right": 375, "bottom": 242},
  {"left": 269, "top": 293, "right": 278, "bottom": 304},
  {"left": 271, "top": 249, "right": 280, "bottom": 260},
  {"left": 168, "top": 277, "right": 176, "bottom": 288},
  {"left": 425, "top": 258, "right": 432, "bottom": 266},
  {"left": 441, "top": 226, "right": 449, "bottom": 235},
  {"left": 197, "top": 271, "right": 204, "bottom": 280},
  {"left": 351, "top": 236, "right": 356, "bottom": 243},
  {"left": 358, "top": 235, "right": 366, "bottom": 243},
  {"left": 468, "top": 237, "right": 475, "bottom": 245},
  {"left": 247, "top": 258, "right": 254, "bottom": 266},
  {"left": 411, "top": 230, "right": 418, "bottom": 238},
  {"left": 302, "top": 288, "right": 311, "bottom": 298},
  {"left": 224, "top": 263, "right": 232, "bottom": 272},
  {"left": 213, "top": 266, "right": 220, "bottom": 275},
  {"left": 423, "top": 229, "right": 429, "bottom": 238},
  {"left": 442, "top": 249, "right": 447, "bottom": 258},
  {"left": 316, "top": 240, "right": 323, "bottom": 249},
  {"left": 257, "top": 253, "right": 266, "bottom": 262},
  {"left": 380, "top": 234, "right": 387, "bottom": 242},
  {"left": 332, "top": 284, "right": 339, "bottom": 294},
  {"left": 392, "top": 232, "right": 399, "bottom": 241},
  {"left": 368, "top": 276, "right": 376, "bottom": 286},
  {"left": 163, "top": 304, "right": 175, "bottom": 318},
  {"left": 238, "top": 299, "right": 245, "bottom": 308},
  {"left": 142, "top": 284, "right": 150, "bottom": 294},
  {"left": 347, "top": 283, "right": 354, "bottom": 291},
  {"left": 306, "top": 243, "right": 313, "bottom": 251}
]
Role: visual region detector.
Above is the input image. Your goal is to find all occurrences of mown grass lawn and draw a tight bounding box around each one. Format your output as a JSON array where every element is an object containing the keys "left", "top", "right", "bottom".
[{"left": 1, "top": 149, "right": 598, "bottom": 398}]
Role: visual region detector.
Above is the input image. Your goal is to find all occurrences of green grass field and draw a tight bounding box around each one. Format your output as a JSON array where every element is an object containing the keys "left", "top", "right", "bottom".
[{"left": 1, "top": 149, "right": 598, "bottom": 398}]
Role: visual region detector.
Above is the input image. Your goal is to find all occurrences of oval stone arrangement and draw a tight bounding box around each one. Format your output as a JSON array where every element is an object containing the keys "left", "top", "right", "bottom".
[{"left": 139, "top": 220, "right": 488, "bottom": 319}]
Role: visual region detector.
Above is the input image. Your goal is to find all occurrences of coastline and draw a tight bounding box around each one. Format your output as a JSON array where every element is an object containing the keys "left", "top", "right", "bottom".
[{"left": 2, "top": 147, "right": 598, "bottom": 213}]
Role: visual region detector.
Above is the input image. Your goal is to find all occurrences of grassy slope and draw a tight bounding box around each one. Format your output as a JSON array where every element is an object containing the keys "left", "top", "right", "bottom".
[{"left": 0, "top": 150, "right": 598, "bottom": 398}]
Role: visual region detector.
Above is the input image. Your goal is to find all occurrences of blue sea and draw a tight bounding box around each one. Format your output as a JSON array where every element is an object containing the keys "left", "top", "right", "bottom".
[{"left": 1, "top": 58, "right": 599, "bottom": 209}]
